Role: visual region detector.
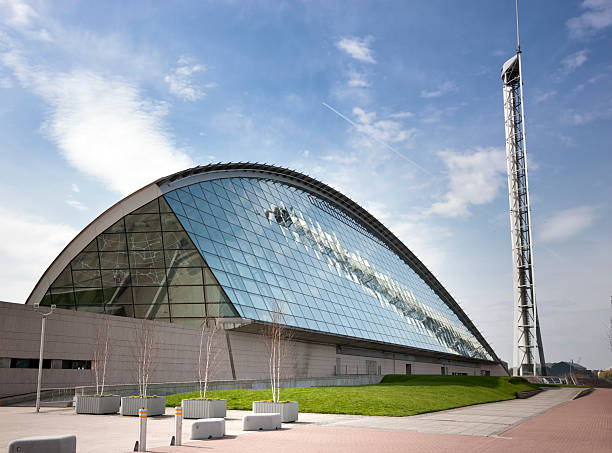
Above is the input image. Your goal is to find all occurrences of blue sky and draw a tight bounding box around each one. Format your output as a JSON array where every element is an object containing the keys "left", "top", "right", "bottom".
[{"left": 0, "top": 0, "right": 610, "bottom": 369}]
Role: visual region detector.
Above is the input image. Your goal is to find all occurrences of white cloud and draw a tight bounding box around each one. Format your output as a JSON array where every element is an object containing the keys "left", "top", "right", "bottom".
[
  {"left": 567, "top": 0, "right": 612, "bottom": 38},
  {"left": 336, "top": 36, "right": 376, "bottom": 64},
  {"left": 2, "top": 50, "right": 195, "bottom": 195},
  {"left": 0, "top": 0, "right": 37, "bottom": 28},
  {"left": 164, "top": 56, "right": 208, "bottom": 101},
  {"left": 65, "top": 199, "right": 87, "bottom": 210},
  {"left": 562, "top": 106, "right": 612, "bottom": 125},
  {"left": 71, "top": 183, "right": 80, "bottom": 193},
  {"left": 430, "top": 148, "right": 506, "bottom": 218},
  {"left": 420, "top": 81, "right": 457, "bottom": 98},
  {"left": 347, "top": 69, "right": 370, "bottom": 88},
  {"left": 388, "top": 111, "right": 414, "bottom": 119},
  {"left": 539, "top": 206, "right": 596, "bottom": 242},
  {"left": 561, "top": 49, "right": 589, "bottom": 72},
  {"left": 0, "top": 207, "right": 77, "bottom": 302},
  {"left": 352, "top": 107, "right": 416, "bottom": 145},
  {"left": 534, "top": 90, "right": 557, "bottom": 104}
]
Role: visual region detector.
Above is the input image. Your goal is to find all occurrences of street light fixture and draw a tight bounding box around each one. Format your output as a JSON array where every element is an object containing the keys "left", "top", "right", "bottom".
[{"left": 33, "top": 303, "right": 56, "bottom": 413}]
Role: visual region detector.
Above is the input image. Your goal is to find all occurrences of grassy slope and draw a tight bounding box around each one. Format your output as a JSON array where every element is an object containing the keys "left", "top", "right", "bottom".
[{"left": 166, "top": 375, "right": 540, "bottom": 416}]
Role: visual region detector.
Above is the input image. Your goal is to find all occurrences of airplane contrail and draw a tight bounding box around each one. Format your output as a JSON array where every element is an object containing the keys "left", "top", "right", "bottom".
[{"left": 322, "top": 102, "right": 432, "bottom": 176}]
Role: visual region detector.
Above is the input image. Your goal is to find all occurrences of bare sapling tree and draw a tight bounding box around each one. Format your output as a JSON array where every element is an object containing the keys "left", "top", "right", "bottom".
[
  {"left": 197, "top": 317, "right": 221, "bottom": 399},
  {"left": 263, "top": 302, "right": 294, "bottom": 403},
  {"left": 93, "top": 318, "right": 112, "bottom": 395},
  {"left": 133, "top": 318, "right": 157, "bottom": 398}
]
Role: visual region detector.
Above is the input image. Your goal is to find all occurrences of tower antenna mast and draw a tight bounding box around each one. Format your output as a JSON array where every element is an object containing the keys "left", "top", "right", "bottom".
[{"left": 500, "top": 0, "right": 546, "bottom": 376}]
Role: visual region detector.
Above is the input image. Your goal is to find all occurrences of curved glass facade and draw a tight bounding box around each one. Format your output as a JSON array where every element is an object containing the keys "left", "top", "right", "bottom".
[
  {"left": 39, "top": 173, "right": 491, "bottom": 360},
  {"left": 164, "top": 177, "right": 490, "bottom": 360}
]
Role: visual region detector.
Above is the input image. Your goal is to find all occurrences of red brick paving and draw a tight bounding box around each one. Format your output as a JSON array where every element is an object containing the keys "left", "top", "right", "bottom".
[{"left": 149, "top": 389, "right": 612, "bottom": 453}]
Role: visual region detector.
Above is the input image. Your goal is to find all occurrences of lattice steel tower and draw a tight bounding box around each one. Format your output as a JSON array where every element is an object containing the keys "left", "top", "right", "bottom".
[{"left": 501, "top": 1, "right": 546, "bottom": 376}]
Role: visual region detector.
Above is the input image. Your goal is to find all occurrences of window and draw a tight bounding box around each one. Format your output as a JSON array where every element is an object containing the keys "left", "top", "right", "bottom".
[
  {"left": 441, "top": 366, "right": 446, "bottom": 375},
  {"left": 406, "top": 363, "right": 412, "bottom": 375},
  {"left": 480, "top": 370, "right": 490, "bottom": 376}
]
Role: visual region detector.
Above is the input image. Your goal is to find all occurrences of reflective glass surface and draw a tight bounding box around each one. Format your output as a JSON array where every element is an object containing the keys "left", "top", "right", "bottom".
[
  {"left": 40, "top": 197, "right": 237, "bottom": 323},
  {"left": 165, "top": 177, "right": 491, "bottom": 359}
]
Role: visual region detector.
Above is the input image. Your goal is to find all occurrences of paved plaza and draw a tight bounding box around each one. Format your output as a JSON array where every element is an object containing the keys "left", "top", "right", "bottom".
[{"left": 0, "top": 388, "right": 609, "bottom": 452}]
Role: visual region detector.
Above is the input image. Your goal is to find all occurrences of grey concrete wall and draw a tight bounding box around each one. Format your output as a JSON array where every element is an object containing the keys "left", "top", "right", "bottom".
[{"left": 0, "top": 301, "right": 505, "bottom": 398}]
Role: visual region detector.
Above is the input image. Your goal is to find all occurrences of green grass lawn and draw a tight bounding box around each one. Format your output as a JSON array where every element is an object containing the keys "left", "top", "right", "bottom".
[{"left": 166, "top": 375, "right": 540, "bottom": 416}]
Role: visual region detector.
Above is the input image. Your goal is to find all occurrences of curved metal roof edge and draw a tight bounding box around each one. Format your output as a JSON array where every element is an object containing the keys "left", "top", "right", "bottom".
[{"left": 156, "top": 162, "right": 502, "bottom": 364}]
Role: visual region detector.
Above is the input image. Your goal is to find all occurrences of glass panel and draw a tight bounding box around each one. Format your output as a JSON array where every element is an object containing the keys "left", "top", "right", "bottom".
[
  {"left": 129, "top": 250, "right": 165, "bottom": 268},
  {"left": 161, "top": 212, "right": 182, "bottom": 231},
  {"left": 205, "top": 285, "right": 227, "bottom": 303},
  {"left": 167, "top": 267, "right": 203, "bottom": 285},
  {"left": 206, "top": 303, "right": 238, "bottom": 317},
  {"left": 71, "top": 252, "right": 99, "bottom": 270},
  {"left": 168, "top": 286, "right": 205, "bottom": 303},
  {"left": 164, "top": 249, "right": 205, "bottom": 267},
  {"left": 50, "top": 267, "right": 73, "bottom": 288},
  {"left": 98, "top": 233, "right": 126, "bottom": 251},
  {"left": 101, "top": 269, "right": 130, "bottom": 287},
  {"left": 99, "top": 251, "right": 129, "bottom": 269},
  {"left": 134, "top": 302, "right": 170, "bottom": 319},
  {"left": 127, "top": 232, "right": 163, "bottom": 251},
  {"left": 74, "top": 288, "right": 103, "bottom": 305},
  {"left": 104, "top": 219, "right": 125, "bottom": 234},
  {"left": 131, "top": 268, "right": 166, "bottom": 286},
  {"left": 163, "top": 231, "right": 194, "bottom": 249},
  {"left": 50, "top": 289, "right": 74, "bottom": 305},
  {"left": 170, "top": 303, "right": 206, "bottom": 318},
  {"left": 131, "top": 199, "right": 159, "bottom": 215},
  {"left": 125, "top": 213, "right": 161, "bottom": 232},
  {"left": 72, "top": 270, "right": 101, "bottom": 288},
  {"left": 132, "top": 286, "right": 168, "bottom": 304}
]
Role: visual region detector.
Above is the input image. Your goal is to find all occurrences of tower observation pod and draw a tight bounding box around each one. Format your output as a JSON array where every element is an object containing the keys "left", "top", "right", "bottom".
[{"left": 501, "top": 36, "right": 546, "bottom": 376}]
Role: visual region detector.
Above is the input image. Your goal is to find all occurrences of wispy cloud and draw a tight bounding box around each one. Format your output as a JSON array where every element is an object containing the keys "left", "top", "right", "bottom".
[
  {"left": 420, "top": 81, "right": 457, "bottom": 99},
  {"left": 567, "top": 0, "right": 612, "bottom": 38},
  {"left": 430, "top": 147, "right": 506, "bottom": 218},
  {"left": 71, "top": 183, "right": 80, "bottom": 193},
  {"left": 164, "top": 55, "right": 209, "bottom": 101},
  {"left": 0, "top": 206, "right": 77, "bottom": 302},
  {"left": 0, "top": 0, "right": 38, "bottom": 29},
  {"left": 562, "top": 106, "right": 612, "bottom": 125},
  {"left": 347, "top": 69, "right": 370, "bottom": 88},
  {"left": 1, "top": 48, "right": 194, "bottom": 195},
  {"left": 539, "top": 206, "right": 596, "bottom": 242},
  {"left": 561, "top": 49, "right": 589, "bottom": 72},
  {"left": 336, "top": 36, "right": 376, "bottom": 64},
  {"left": 534, "top": 90, "right": 558, "bottom": 104},
  {"left": 65, "top": 199, "right": 87, "bottom": 210}
]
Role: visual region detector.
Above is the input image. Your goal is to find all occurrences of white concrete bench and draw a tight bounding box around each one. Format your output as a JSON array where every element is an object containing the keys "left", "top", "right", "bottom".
[
  {"left": 190, "top": 418, "right": 225, "bottom": 440},
  {"left": 8, "top": 434, "right": 76, "bottom": 453},
  {"left": 243, "top": 413, "right": 282, "bottom": 431}
]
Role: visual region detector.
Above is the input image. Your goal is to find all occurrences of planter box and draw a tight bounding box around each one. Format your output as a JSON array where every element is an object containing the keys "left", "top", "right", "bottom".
[
  {"left": 252, "top": 401, "right": 298, "bottom": 422},
  {"left": 120, "top": 396, "right": 166, "bottom": 416},
  {"left": 75, "top": 395, "right": 121, "bottom": 414},
  {"left": 182, "top": 399, "right": 227, "bottom": 419}
]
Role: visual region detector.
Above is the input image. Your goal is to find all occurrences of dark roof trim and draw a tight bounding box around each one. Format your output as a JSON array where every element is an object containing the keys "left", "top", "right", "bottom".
[{"left": 156, "top": 162, "right": 502, "bottom": 364}]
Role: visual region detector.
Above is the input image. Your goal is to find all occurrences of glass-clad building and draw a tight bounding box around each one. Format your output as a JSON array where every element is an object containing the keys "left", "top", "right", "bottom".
[{"left": 28, "top": 163, "right": 499, "bottom": 363}]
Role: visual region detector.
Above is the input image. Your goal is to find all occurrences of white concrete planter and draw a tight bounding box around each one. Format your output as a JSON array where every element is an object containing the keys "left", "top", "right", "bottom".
[
  {"left": 75, "top": 395, "right": 121, "bottom": 414},
  {"left": 252, "top": 401, "right": 298, "bottom": 422},
  {"left": 182, "top": 398, "right": 227, "bottom": 419},
  {"left": 120, "top": 396, "right": 166, "bottom": 416}
]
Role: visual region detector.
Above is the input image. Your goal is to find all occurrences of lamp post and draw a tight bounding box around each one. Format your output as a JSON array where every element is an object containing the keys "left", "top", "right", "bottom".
[{"left": 34, "top": 303, "right": 56, "bottom": 413}]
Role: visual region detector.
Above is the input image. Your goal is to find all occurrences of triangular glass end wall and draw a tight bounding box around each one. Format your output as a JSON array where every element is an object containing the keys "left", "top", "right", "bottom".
[{"left": 40, "top": 197, "right": 239, "bottom": 324}]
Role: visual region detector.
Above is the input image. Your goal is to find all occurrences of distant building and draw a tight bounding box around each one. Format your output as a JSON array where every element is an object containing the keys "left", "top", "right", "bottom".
[{"left": 546, "top": 361, "right": 586, "bottom": 377}]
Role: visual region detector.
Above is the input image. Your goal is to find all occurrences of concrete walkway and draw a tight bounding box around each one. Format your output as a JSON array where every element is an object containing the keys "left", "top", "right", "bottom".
[{"left": 0, "top": 388, "right": 591, "bottom": 452}]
